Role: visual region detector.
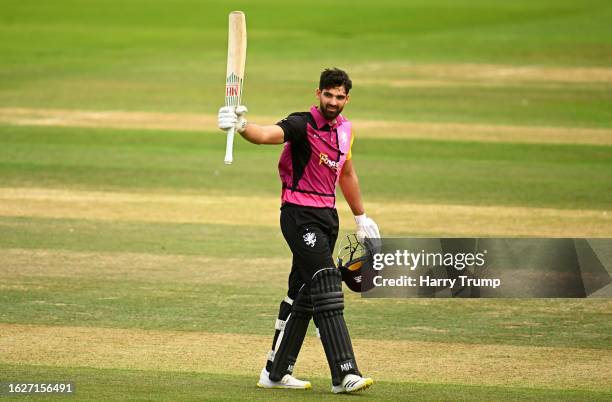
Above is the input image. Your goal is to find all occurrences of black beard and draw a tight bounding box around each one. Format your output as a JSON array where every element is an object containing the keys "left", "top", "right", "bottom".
[{"left": 320, "top": 103, "right": 341, "bottom": 121}]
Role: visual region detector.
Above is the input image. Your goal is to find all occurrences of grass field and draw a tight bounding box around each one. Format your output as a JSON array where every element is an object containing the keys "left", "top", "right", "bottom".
[{"left": 1, "top": 0, "right": 611, "bottom": 400}]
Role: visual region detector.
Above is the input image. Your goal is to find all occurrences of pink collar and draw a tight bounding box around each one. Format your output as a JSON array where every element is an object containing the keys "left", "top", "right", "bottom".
[{"left": 310, "top": 105, "right": 346, "bottom": 129}]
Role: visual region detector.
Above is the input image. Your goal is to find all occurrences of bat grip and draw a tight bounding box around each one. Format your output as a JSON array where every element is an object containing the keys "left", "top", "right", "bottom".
[{"left": 224, "top": 126, "right": 235, "bottom": 164}]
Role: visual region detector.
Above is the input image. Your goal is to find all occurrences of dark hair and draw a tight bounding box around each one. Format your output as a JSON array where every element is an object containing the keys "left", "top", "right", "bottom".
[{"left": 319, "top": 68, "right": 352, "bottom": 94}]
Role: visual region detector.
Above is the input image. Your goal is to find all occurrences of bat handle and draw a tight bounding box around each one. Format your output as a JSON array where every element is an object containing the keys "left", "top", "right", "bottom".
[{"left": 224, "top": 126, "right": 235, "bottom": 164}]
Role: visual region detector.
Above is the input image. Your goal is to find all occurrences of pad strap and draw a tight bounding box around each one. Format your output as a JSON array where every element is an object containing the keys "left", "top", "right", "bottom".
[{"left": 268, "top": 292, "right": 313, "bottom": 381}]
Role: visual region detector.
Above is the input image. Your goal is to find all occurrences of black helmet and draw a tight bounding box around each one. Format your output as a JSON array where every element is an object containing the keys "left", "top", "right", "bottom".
[{"left": 337, "top": 234, "right": 377, "bottom": 293}]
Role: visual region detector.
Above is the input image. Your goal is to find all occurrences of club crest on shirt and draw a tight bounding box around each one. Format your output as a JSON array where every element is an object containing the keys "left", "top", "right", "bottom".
[
  {"left": 319, "top": 152, "right": 340, "bottom": 172},
  {"left": 303, "top": 231, "right": 316, "bottom": 247}
]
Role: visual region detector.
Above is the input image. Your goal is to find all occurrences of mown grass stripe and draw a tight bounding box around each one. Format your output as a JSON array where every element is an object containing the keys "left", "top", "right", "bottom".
[
  {"left": 1, "top": 323, "right": 610, "bottom": 391},
  {"left": 2, "top": 124, "right": 610, "bottom": 210},
  {"left": 2, "top": 108, "right": 612, "bottom": 145},
  {"left": 1, "top": 188, "right": 610, "bottom": 236},
  {"left": 2, "top": 248, "right": 611, "bottom": 349},
  {"left": 2, "top": 363, "right": 609, "bottom": 401}
]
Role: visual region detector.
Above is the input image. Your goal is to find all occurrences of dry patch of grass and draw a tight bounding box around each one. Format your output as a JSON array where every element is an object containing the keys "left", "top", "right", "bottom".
[
  {"left": 1, "top": 107, "right": 611, "bottom": 145},
  {"left": 0, "top": 108, "right": 220, "bottom": 133},
  {"left": 0, "top": 248, "right": 287, "bottom": 287},
  {"left": 1, "top": 187, "right": 610, "bottom": 236},
  {"left": 351, "top": 119, "right": 612, "bottom": 145},
  {"left": 352, "top": 63, "right": 612, "bottom": 84},
  {"left": 0, "top": 323, "right": 610, "bottom": 391},
  {"left": 0, "top": 187, "right": 282, "bottom": 228}
]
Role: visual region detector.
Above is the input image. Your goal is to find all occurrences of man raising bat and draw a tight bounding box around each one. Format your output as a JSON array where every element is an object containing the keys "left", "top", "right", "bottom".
[{"left": 217, "top": 68, "right": 380, "bottom": 394}]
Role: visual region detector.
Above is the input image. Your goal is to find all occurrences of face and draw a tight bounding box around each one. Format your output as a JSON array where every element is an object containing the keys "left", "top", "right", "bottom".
[{"left": 316, "top": 86, "right": 349, "bottom": 121}]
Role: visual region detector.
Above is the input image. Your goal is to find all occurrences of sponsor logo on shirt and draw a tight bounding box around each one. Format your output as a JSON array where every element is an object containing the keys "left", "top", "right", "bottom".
[{"left": 319, "top": 152, "right": 340, "bottom": 171}]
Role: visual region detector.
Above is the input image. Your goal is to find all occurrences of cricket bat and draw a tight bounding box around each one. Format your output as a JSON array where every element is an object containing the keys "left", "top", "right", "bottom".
[{"left": 224, "top": 11, "right": 247, "bottom": 165}]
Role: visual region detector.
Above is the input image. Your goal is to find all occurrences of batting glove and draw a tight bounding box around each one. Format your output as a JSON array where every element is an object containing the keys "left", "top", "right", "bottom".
[
  {"left": 355, "top": 214, "right": 382, "bottom": 253},
  {"left": 355, "top": 214, "right": 380, "bottom": 240},
  {"left": 217, "top": 105, "right": 248, "bottom": 133}
]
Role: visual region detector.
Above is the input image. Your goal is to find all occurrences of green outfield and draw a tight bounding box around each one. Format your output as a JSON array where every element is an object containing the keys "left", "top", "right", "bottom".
[{"left": 1, "top": 0, "right": 611, "bottom": 400}]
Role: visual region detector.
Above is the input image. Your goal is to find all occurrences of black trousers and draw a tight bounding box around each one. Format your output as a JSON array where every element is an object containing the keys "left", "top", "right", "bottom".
[
  {"left": 280, "top": 203, "right": 340, "bottom": 299},
  {"left": 268, "top": 203, "right": 359, "bottom": 385}
]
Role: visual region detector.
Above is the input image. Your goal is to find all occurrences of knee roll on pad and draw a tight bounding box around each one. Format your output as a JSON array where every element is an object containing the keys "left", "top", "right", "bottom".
[
  {"left": 292, "top": 290, "right": 314, "bottom": 318},
  {"left": 268, "top": 292, "right": 313, "bottom": 381},
  {"left": 311, "top": 268, "right": 344, "bottom": 314}
]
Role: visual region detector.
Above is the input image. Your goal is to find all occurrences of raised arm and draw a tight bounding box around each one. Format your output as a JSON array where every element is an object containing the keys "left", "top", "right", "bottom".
[
  {"left": 240, "top": 123, "right": 284, "bottom": 145},
  {"left": 218, "top": 106, "right": 284, "bottom": 145}
]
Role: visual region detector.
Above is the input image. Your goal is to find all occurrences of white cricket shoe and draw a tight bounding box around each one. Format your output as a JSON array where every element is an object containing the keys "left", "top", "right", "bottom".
[
  {"left": 256, "top": 368, "right": 312, "bottom": 390},
  {"left": 331, "top": 374, "right": 374, "bottom": 394}
]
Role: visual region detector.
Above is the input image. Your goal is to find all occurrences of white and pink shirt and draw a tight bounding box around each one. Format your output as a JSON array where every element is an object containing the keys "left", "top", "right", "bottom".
[{"left": 276, "top": 106, "right": 354, "bottom": 209}]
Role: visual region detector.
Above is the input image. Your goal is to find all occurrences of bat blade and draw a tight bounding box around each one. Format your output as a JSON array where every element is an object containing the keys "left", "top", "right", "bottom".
[{"left": 224, "top": 11, "right": 247, "bottom": 165}]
